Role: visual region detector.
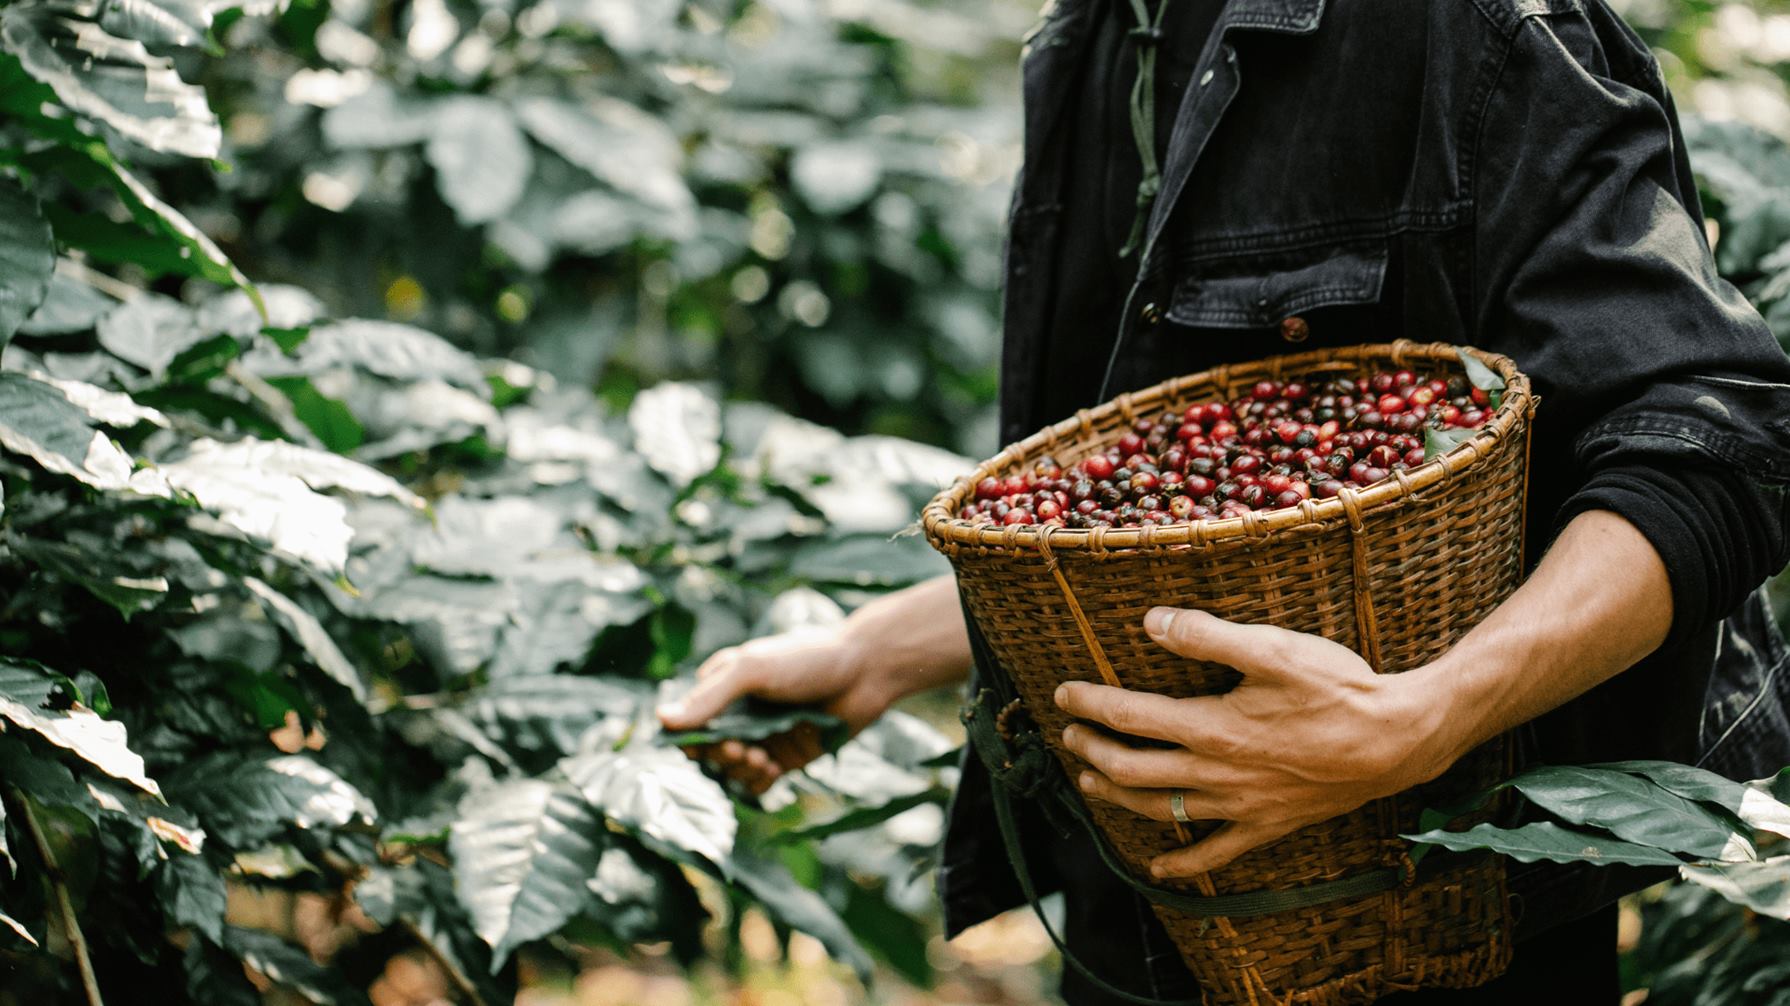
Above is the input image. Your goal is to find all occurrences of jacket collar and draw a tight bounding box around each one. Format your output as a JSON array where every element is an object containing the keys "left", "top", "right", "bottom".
[{"left": 1220, "top": 0, "right": 1325, "bottom": 35}]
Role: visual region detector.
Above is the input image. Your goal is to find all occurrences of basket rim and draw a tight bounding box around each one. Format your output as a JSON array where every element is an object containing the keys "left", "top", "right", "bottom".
[{"left": 921, "top": 339, "right": 1534, "bottom": 553}]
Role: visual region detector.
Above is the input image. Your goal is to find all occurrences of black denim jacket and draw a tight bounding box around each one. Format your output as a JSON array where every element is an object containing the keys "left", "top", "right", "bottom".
[{"left": 939, "top": 0, "right": 1790, "bottom": 1001}]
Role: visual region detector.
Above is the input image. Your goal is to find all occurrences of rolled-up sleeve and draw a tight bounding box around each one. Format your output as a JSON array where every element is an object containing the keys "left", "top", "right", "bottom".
[{"left": 1471, "top": 8, "right": 1790, "bottom": 646}]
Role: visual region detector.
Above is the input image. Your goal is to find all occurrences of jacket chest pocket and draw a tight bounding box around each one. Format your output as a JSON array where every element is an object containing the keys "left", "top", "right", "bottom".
[{"left": 1167, "top": 241, "right": 1391, "bottom": 331}]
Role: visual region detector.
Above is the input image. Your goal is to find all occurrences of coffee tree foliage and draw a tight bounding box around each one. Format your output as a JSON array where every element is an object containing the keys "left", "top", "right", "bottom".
[
  {"left": 158, "top": 0, "right": 1022, "bottom": 453},
  {"left": 0, "top": 1, "right": 993, "bottom": 1002}
]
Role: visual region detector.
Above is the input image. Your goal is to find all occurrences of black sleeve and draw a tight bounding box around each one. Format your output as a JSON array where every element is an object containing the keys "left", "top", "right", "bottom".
[
  {"left": 1559, "top": 463, "right": 1790, "bottom": 650},
  {"left": 1470, "top": 8, "right": 1790, "bottom": 643}
]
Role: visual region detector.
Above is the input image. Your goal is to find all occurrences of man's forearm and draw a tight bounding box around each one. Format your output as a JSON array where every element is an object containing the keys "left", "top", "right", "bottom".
[
  {"left": 842, "top": 574, "right": 974, "bottom": 702},
  {"left": 1412, "top": 509, "right": 1674, "bottom": 772}
]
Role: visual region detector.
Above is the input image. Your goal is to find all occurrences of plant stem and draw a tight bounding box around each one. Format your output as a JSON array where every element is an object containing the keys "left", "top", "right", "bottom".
[
  {"left": 9, "top": 789, "right": 104, "bottom": 1006},
  {"left": 399, "top": 918, "right": 489, "bottom": 1006}
]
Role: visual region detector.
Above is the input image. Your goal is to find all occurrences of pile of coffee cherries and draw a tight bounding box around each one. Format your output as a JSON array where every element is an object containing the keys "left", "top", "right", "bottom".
[{"left": 958, "top": 370, "right": 1495, "bottom": 529}]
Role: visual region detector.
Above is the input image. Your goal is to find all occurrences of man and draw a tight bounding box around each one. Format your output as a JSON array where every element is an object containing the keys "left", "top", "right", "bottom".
[{"left": 658, "top": 0, "right": 1790, "bottom": 1001}]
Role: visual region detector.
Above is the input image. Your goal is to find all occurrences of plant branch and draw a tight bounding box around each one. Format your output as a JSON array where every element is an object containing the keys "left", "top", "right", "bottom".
[
  {"left": 8, "top": 788, "right": 104, "bottom": 1006},
  {"left": 399, "top": 918, "right": 489, "bottom": 1006},
  {"left": 53, "top": 258, "right": 138, "bottom": 304}
]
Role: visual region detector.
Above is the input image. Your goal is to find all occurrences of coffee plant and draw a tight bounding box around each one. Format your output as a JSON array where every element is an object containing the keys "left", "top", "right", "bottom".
[
  {"left": 153, "top": 0, "right": 1024, "bottom": 453},
  {"left": 0, "top": 1, "right": 978, "bottom": 1001}
]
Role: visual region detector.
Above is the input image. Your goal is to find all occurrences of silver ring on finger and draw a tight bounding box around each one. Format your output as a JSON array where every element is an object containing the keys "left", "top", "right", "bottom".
[{"left": 1170, "top": 789, "right": 1191, "bottom": 824}]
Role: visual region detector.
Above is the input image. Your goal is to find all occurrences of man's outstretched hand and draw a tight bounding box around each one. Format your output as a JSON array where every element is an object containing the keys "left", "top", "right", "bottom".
[
  {"left": 1056, "top": 607, "right": 1454, "bottom": 879},
  {"left": 656, "top": 576, "right": 978, "bottom": 796},
  {"left": 656, "top": 626, "right": 895, "bottom": 795}
]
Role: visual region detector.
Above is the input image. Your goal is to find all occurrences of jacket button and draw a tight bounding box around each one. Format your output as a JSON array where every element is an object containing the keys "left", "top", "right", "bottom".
[
  {"left": 1139, "top": 302, "right": 1162, "bottom": 326},
  {"left": 1280, "top": 315, "right": 1309, "bottom": 343}
]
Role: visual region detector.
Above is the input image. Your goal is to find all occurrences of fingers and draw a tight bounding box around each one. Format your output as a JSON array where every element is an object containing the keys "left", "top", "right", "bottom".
[
  {"left": 1060, "top": 723, "right": 1217, "bottom": 789},
  {"left": 706, "top": 739, "right": 783, "bottom": 795},
  {"left": 1074, "top": 769, "right": 1230, "bottom": 824},
  {"left": 1148, "top": 820, "right": 1297, "bottom": 879},
  {"left": 658, "top": 650, "right": 757, "bottom": 730},
  {"left": 1143, "top": 607, "right": 1297, "bottom": 681},
  {"left": 1054, "top": 681, "right": 1206, "bottom": 744}
]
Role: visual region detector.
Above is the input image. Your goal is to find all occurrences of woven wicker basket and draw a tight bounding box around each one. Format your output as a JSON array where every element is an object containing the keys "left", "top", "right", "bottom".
[{"left": 923, "top": 341, "right": 1535, "bottom": 1005}]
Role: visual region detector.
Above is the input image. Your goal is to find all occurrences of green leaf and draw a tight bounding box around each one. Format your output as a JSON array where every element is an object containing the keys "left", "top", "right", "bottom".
[
  {"left": 1457, "top": 348, "right": 1505, "bottom": 390},
  {"left": 458, "top": 675, "right": 644, "bottom": 757},
  {"left": 0, "top": 658, "right": 161, "bottom": 796},
  {"left": 728, "top": 854, "right": 874, "bottom": 984},
  {"left": 156, "top": 853, "right": 226, "bottom": 942},
  {"left": 1592, "top": 760, "right": 1790, "bottom": 841},
  {"left": 0, "top": 737, "right": 102, "bottom": 825},
  {"left": 562, "top": 747, "right": 737, "bottom": 869},
  {"left": 628, "top": 382, "right": 721, "bottom": 489},
  {"left": 841, "top": 880, "right": 930, "bottom": 985},
  {"left": 102, "top": 158, "right": 258, "bottom": 305},
  {"left": 408, "top": 496, "right": 581, "bottom": 578},
  {"left": 1508, "top": 765, "right": 1756, "bottom": 861},
  {"left": 657, "top": 694, "right": 849, "bottom": 753},
  {"left": 1457, "top": 348, "right": 1504, "bottom": 409},
  {"left": 159, "top": 436, "right": 424, "bottom": 571},
  {"left": 0, "top": 0, "right": 221, "bottom": 159},
  {"left": 320, "top": 82, "right": 439, "bottom": 150},
  {"left": 0, "top": 176, "right": 54, "bottom": 347},
  {"left": 223, "top": 926, "right": 370, "bottom": 1005},
  {"left": 789, "top": 534, "right": 949, "bottom": 588},
  {"left": 1422, "top": 424, "right": 1479, "bottom": 461},
  {"left": 584, "top": 837, "right": 707, "bottom": 956},
  {"left": 168, "top": 754, "right": 376, "bottom": 848},
  {"left": 242, "top": 319, "right": 486, "bottom": 391},
  {"left": 424, "top": 96, "right": 532, "bottom": 226},
  {"left": 0, "top": 372, "right": 169, "bottom": 494},
  {"left": 241, "top": 577, "right": 367, "bottom": 702},
  {"left": 182, "top": 938, "right": 260, "bottom": 1006},
  {"left": 96, "top": 292, "right": 209, "bottom": 377},
  {"left": 1679, "top": 856, "right": 1790, "bottom": 921},
  {"left": 23, "top": 372, "right": 168, "bottom": 429},
  {"left": 1402, "top": 821, "right": 1685, "bottom": 867},
  {"left": 266, "top": 377, "right": 364, "bottom": 453},
  {"left": 512, "top": 96, "right": 692, "bottom": 215},
  {"left": 7, "top": 534, "right": 170, "bottom": 617},
  {"left": 448, "top": 778, "right": 606, "bottom": 968},
  {"left": 41, "top": 205, "right": 214, "bottom": 280},
  {"left": 19, "top": 268, "right": 115, "bottom": 335},
  {"left": 774, "top": 788, "right": 948, "bottom": 844},
  {"left": 488, "top": 576, "right": 653, "bottom": 679},
  {"left": 97, "top": 0, "right": 213, "bottom": 48},
  {"left": 791, "top": 140, "right": 882, "bottom": 215}
]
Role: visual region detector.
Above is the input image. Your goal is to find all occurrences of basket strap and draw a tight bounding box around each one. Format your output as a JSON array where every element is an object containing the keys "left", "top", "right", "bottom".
[{"left": 970, "top": 689, "right": 1202, "bottom": 1006}]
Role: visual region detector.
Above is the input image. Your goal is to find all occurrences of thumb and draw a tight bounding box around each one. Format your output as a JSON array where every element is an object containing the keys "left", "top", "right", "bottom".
[{"left": 657, "top": 654, "right": 753, "bottom": 730}]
